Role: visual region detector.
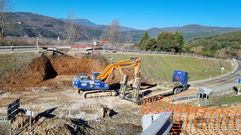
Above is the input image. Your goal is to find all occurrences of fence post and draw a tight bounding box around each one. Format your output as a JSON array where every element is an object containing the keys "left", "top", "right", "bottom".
[{"left": 36, "top": 37, "right": 39, "bottom": 52}]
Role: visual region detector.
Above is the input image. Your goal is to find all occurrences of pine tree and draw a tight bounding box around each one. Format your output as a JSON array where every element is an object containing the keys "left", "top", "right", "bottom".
[
  {"left": 138, "top": 32, "right": 150, "bottom": 50},
  {"left": 173, "top": 31, "right": 184, "bottom": 52},
  {"left": 145, "top": 38, "right": 157, "bottom": 51}
]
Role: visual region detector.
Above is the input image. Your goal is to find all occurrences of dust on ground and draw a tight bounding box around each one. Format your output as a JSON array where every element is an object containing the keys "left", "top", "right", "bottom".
[
  {"left": 0, "top": 52, "right": 199, "bottom": 135},
  {"left": 0, "top": 87, "right": 142, "bottom": 135},
  {"left": 0, "top": 53, "right": 143, "bottom": 135}
]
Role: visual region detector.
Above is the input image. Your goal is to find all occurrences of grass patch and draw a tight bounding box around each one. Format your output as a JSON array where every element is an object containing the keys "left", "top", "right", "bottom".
[
  {"left": 0, "top": 52, "right": 39, "bottom": 82},
  {"left": 102, "top": 53, "right": 232, "bottom": 82},
  {"left": 207, "top": 95, "right": 241, "bottom": 107}
]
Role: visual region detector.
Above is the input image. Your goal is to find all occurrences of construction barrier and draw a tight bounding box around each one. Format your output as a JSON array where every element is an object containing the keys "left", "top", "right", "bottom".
[{"left": 141, "top": 96, "right": 241, "bottom": 135}]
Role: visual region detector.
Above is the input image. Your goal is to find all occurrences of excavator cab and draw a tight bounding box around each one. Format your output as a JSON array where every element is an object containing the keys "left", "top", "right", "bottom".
[{"left": 91, "top": 72, "right": 101, "bottom": 80}]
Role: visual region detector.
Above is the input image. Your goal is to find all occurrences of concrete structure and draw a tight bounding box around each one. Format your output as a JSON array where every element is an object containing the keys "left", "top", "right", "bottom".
[{"left": 141, "top": 112, "right": 172, "bottom": 135}]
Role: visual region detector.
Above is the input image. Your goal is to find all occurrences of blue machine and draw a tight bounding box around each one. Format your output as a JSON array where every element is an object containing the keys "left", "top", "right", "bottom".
[
  {"left": 172, "top": 70, "right": 189, "bottom": 94},
  {"left": 72, "top": 72, "right": 109, "bottom": 93}
]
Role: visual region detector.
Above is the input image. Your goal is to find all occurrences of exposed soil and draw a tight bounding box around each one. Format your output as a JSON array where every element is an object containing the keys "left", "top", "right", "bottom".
[
  {"left": 6, "top": 54, "right": 57, "bottom": 87},
  {"left": 1, "top": 54, "right": 109, "bottom": 90},
  {"left": 50, "top": 55, "right": 109, "bottom": 75},
  {"left": 0, "top": 88, "right": 142, "bottom": 135},
  {"left": 0, "top": 53, "right": 140, "bottom": 91},
  {"left": 105, "top": 67, "right": 135, "bottom": 85}
]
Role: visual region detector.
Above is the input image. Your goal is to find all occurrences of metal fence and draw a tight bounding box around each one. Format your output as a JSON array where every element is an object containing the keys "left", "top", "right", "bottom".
[
  {"left": 0, "top": 45, "right": 233, "bottom": 61},
  {"left": 171, "top": 95, "right": 198, "bottom": 103},
  {"left": 170, "top": 84, "right": 238, "bottom": 103},
  {"left": 106, "top": 46, "right": 230, "bottom": 61},
  {"left": 211, "top": 84, "right": 238, "bottom": 96}
]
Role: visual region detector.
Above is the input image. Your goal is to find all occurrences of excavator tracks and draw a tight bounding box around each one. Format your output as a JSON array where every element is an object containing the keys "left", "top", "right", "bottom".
[{"left": 83, "top": 90, "right": 118, "bottom": 99}]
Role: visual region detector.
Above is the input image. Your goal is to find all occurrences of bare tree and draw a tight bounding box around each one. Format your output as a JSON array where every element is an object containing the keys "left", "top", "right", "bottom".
[
  {"left": 0, "top": 0, "right": 9, "bottom": 38},
  {"left": 64, "top": 12, "right": 78, "bottom": 45},
  {"left": 105, "top": 20, "right": 120, "bottom": 46}
]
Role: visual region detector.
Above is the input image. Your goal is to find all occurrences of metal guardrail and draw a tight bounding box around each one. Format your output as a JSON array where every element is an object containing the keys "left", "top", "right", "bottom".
[
  {"left": 0, "top": 45, "right": 231, "bottom": 62},
  {"left": 0, "top": 46, "right": 36, "bottom": 49},
  {"left": 211, "top": 84, "right": 237, "bottom": 96},
  {"left": 171, "top": 84, "right": 238, "bottom": 103},
  {"left": 171, "top": 95, "right": 198, "bottom": 102},
  {"left": 105, "top": 47, "right": 228, "bottom": 61}
]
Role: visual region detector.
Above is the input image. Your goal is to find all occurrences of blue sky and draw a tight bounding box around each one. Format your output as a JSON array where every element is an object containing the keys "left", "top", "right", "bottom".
[{"left": 12, "top": 0, "right": 241, "bottom": 29}]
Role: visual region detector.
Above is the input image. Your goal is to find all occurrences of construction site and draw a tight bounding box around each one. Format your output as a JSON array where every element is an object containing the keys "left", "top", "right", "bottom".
[
  {"left": 0, "top": 0, "right": 241, "bottom": 134},
  {"left": 0, "top": 48, "right": 240, "bottom": 135}
]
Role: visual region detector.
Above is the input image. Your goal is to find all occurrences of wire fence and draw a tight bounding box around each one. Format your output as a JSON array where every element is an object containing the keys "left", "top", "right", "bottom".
[{"left": 141, "top": 96, "right": 241, "bottom": 134}]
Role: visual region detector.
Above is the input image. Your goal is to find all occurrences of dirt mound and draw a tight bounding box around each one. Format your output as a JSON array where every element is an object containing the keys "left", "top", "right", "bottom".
[
  {"left": 105, "top": 67, "right": 135, "bottom": 85},
  {"left": 6, "top": 54, "right": 57, "bottom": 87},
  {"left": 1, "top": 53, "right": 146, "bottom": 91},
  {"left": 3, "top": 54, "right": 109, "bottom": 89},
  {"left": 50, "top": 55, "right": 108, "bottom": 75}
]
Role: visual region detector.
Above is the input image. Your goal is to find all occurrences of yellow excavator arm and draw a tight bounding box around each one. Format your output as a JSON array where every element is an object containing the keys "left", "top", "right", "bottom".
[{"left": 97, "top": 57, "right": 141, "bottom": 81}]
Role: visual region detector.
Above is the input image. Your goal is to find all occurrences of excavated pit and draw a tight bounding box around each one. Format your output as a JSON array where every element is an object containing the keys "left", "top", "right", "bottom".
[
  {"left": 1, "top": 54, "right": 137, "bottom": 91},
  {"left": 2, "top": 54, "right": 109, "bottom": 89}
]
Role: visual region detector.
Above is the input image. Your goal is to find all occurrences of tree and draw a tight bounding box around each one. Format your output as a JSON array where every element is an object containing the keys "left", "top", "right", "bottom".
[
  {"left": 105, "top": 20, "right": 120, "bottom": 46},
  {"left": 64, "top": 12, "right": 78, "bottom": 45},
  {"left": 0, "top": 0, "right": 9, "bottom": 38},
  {"left": 145, "top": 38, "right": 157, "bottom": 51},
  {"left": 173, "top": 31, "right": 184, "bottom": 52},
  {"left": 156, "top": 31, "right": 184, "bottom": 52},
  {"left": 138, "top": 32, "right": 150, "bottom": 50},
  {"left": 156, "top": 32, "right": 173, "bottom": 51}
]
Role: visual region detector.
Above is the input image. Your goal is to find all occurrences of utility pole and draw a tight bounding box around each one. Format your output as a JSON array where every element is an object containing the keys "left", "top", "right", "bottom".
[
  {"left": 102, "top": 40, "right": 106, "bottom": 53},
  {"left": 10, "top": 120, "right": 12, "bottom": 135},
  {"left": 36, "top": 37, "right": 39, "bottom": 52},
  {"left": 29, "top": 111, "right": 32, "bottom": 135},
  {"left": 220, "top": 66, "right": 224, "bottom": 75},
  {"left": 29, "top": 100, "right": 32, "bottom": 135}
]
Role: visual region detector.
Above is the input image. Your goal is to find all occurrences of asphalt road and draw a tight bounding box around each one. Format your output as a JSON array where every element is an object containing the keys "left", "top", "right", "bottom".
[{"left": 191, "top": 60, "right": 241, "bottom": 90}]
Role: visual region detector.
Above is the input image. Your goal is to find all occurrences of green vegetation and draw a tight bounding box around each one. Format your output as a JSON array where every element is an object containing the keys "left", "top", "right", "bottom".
[
  {"left": 137, "top": 31, "right": 241, "bottom": 59},
  {"left": 102, "top": 53, "right": 232, "bottom": 82},
  {"left": 121, "top": 25, "right": 241, "bottom": 43},
  {"left": 138, "top": 32, "right": 150, "bottom": 50},
  {"left": 138, "top": 31, "right": 184, "bottom": 53},
  {"left": 186, "top": 31, "right": 241, "bottom": 59},
  {"left": 207, "top": 95, "right": 241, "bottom": 107}
]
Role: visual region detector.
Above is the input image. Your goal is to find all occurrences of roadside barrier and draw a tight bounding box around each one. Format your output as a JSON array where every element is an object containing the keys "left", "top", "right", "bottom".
[{"left": 141, "top": 96, "right": 241, "bottom": 134}]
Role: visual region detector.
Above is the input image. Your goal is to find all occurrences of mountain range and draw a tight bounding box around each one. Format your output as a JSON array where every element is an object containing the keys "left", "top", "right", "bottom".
[
  {"left": 60, "top": 18, "right": 137, "bottom": 32},
  {"left": 4, "top": 12, "right": 241, "bottom": 42}
]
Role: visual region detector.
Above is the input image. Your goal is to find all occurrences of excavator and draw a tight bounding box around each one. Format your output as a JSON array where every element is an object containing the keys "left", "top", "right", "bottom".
[{"left": 72, "top": 57, "right": 141, "bottom": 98}]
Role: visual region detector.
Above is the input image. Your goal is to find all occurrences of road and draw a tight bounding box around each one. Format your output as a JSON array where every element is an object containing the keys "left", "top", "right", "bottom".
[{"left": 191, "top": 60, "right": 241, "bottom": 91}]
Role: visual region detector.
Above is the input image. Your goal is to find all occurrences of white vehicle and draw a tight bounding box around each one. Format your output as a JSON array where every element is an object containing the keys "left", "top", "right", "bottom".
[{"left": 84, "top": 47, "right": 93, "bottom": 55}]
